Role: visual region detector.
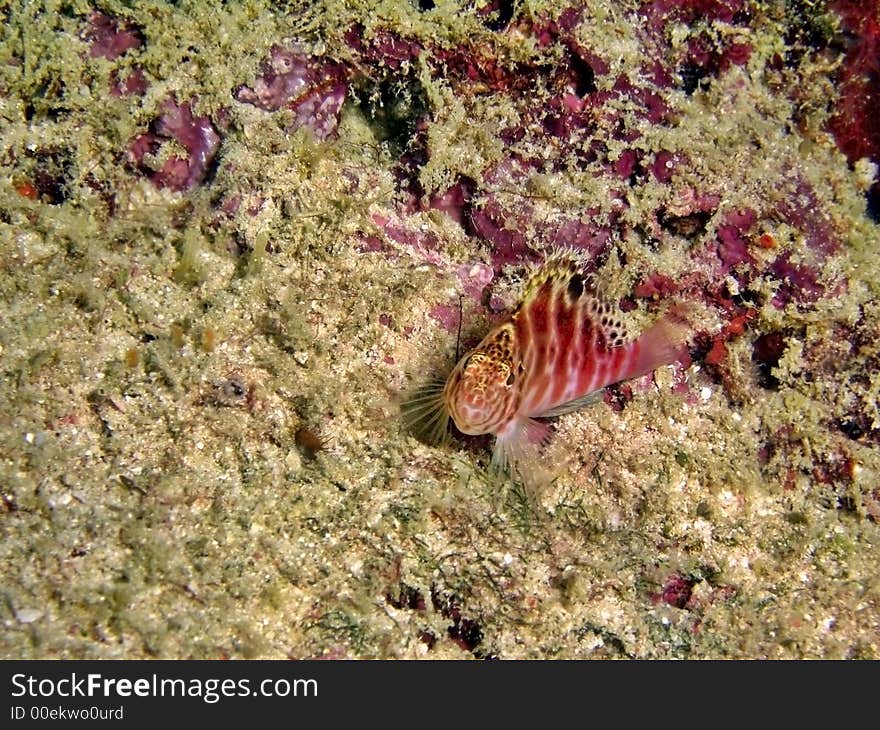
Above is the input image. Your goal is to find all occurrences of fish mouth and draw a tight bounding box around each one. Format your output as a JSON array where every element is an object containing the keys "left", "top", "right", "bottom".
[
  {"left": 448, "top": 385, "right": 510, "bottom": 436},
  {"left": 449, "top": 405, "right": 489, "bottom": 436}
]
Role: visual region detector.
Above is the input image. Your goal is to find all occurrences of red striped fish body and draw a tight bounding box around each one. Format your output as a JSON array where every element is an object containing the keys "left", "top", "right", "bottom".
[
  {"left": 509, "top": 254, "right": 683, "bottom": 420},
  {"left": 405, "top": 249, "right": 688, "bottom": 483}
]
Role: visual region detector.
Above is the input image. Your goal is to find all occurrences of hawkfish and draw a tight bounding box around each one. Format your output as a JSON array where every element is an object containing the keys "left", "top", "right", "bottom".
[{"left": 404, "top": 249, "right": 690, "bottom": 484}]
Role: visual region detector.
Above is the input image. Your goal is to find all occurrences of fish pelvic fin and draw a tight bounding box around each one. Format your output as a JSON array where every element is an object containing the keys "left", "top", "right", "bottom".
[
  {"left": 490, "top": 417, "right": 556, "bottom": 490},
  {"left": 538, "top": 389, "right": 605, "bottom": 418}
]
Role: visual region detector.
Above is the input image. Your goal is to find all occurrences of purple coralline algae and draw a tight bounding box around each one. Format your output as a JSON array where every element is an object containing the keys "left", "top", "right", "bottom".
[
  {"left": 128, "top": 99, "right": 221, "bottom": 192},
  {"left": 85, "top": 10, "right": 143, "bottom": 60},
  {"left": 828, "top": 0, "right": 880, "bottom": 216},
  {"left": 84, "top": 10, "right": 148, "bottom": 97},
  {"left": 235, "top": 45, "right": 349, "bottom": 141}
]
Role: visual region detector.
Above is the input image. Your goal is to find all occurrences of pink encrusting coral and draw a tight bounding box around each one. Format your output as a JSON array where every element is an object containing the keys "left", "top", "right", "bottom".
[
  {"left": 109, "top": 68, "right": 148, "bottom": 97},
  {"left": 344, "top": 25, "right": 423, "bottom": 69},
  {"left": 653, "top": 573, "right": 697, "bottom": 610},
  {"left": 637, "top": 0, "right": 754, "bottom": 78},
  {"left": 714, "top": 208, "right": 757, "bottom": 273}
]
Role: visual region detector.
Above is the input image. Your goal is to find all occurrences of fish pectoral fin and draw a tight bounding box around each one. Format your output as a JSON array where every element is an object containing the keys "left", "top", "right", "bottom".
[{"left": 538, "top": 389, "right": 604, "bottom": 418}]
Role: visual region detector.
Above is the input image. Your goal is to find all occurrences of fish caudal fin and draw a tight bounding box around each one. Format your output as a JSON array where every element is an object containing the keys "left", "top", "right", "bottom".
[{"left": 624, "top": 304, "right": 692, "bottom": 382}]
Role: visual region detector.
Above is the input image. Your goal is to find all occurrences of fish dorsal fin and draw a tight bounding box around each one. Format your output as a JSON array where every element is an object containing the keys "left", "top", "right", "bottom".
[
  {"left": 538, "top": 389, "right": 605, "bottom": 418},
  {"left": 584, "top": 295, "right": 629, "bottom": 349},
  {"left": 519, "top": 249, "right": 583, "bottom": 309},
  {"left": 519, "top": 248, "right": 629, "bottom": 349}
]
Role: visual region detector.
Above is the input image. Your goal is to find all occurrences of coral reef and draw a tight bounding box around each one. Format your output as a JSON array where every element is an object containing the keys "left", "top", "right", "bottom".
[{"left": 0, "top": 0, "right": 878, "bottom": 659}]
